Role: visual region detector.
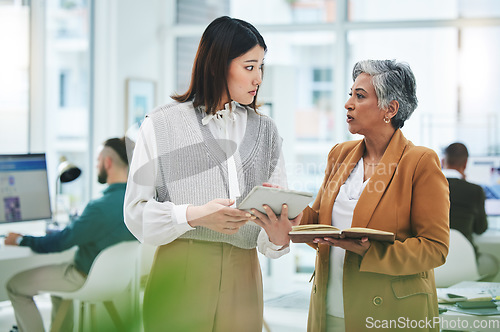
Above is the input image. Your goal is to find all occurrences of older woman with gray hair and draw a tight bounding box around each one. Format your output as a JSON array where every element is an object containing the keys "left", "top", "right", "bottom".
[{"left": 300, "top": 59, "right": 450, "bottom": 331}]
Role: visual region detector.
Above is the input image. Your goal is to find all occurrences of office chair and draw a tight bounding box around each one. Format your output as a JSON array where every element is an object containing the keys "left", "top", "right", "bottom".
[
  {"left": 434, "top": 229, "right": 481, "bottom": 287},
  {"left": 139, "top": 242, "right": 156, "bottom": 288},
  {"left": 44, "top": 241, "right": 141, "bottom": 332}
]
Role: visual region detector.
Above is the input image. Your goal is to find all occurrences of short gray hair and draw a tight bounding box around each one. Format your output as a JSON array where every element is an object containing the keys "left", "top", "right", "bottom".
[{"left": 352, "top": 59, "right": 418, "bottom": 129}]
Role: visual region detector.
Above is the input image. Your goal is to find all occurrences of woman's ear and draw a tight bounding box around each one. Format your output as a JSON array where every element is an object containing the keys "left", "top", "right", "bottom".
[{"left": 387, "top": 100, "right": 399, "bottom": 119}]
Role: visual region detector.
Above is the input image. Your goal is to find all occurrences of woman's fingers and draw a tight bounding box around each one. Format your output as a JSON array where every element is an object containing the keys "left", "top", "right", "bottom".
[
  {"left": 313, "top": 238, "right": 333, "bottom": 245},
  {"left": 221, "top": 219, "right": 248, "bottom": 234},
  {"left": 312, "top": 237, "right": 371, "bottom": 255},
  {"left": 211, "top": 198, "right": 235, "bottom": 206},
  {"left": 221, "top": 207, "right": 252, "bottom": 222},
  {"left": 251, "top": 204, "right": 296, "bottom": 226},
  {"left": 262, "top": 182, "right": 282, "bottom": 189},
  {"left": 278, "top": 204, "right": 289, "bottom": 220},
  {"left": 250, "top": 208, "right": 269, "bottom": 224},
  {"left": 262, "top": 205, "right": 279, "bottom": 221},
  {"left": 250, "top": 217, "right": 266, "bottom": 228}
]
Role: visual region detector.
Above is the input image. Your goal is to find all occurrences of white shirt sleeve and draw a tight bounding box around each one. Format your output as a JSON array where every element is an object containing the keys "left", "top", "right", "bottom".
[
  {"left": 256, "top": 150, "right": 290, "bottom": 258},
  {"left": 125, "top": 111, "right": 291, "bottom": 255},
  {"left": 124, "top": 117, "right": 195, "bottom": 246},
  {"left": 257, "top": 229, "right": 290, "bottom": 258}
]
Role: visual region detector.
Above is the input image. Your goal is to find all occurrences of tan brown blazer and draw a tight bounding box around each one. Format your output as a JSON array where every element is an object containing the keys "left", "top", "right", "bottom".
[{"left": 302, "top": 129, "right": 450, "bottom": 331}]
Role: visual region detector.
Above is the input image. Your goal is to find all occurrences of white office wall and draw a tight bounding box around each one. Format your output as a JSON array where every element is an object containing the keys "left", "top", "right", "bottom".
[
  {"left": 0, "top": 4, "right": 30, "bottom": 153},
  {"left": 92, "top": 0, "right": 163, "bottom": 196}
]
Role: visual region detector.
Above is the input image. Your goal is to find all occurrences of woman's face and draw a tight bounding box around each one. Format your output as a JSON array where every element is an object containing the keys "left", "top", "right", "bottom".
[
  {"left": 344, "top": 73, "right": 386, "bottom": 136},
  {"left": 225, "top": 45, "right": 264, "bottom": 106}
]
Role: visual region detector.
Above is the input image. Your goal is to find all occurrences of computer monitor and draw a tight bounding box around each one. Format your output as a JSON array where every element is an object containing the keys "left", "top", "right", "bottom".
[
  {"left": 0, "top": 154, "right": 52, "bottom": 223},
  {"left": 467, "top": 156, "right": 500, "bottom": 216},
  {"left": 483, "top": 171, "right": 500, "bottom": 216}
]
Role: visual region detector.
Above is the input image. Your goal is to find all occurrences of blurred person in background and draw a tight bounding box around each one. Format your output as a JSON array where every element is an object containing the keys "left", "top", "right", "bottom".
[
  {"left": 5, "top": 137, "right": 137, "bottom": 332},
  {"left": 442, "top": 142, "right": 499, "bottom": 279}
]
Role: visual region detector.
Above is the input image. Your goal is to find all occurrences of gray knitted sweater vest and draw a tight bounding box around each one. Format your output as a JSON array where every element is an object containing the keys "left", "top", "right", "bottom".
[{"left": 148, "top": 101, "right": 282, "bottom": 249}]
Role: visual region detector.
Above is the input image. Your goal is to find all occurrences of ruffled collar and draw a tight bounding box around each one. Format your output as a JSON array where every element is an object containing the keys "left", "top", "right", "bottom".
[{"left": 201, "top": 101, "right": 238, "bottom": 126}]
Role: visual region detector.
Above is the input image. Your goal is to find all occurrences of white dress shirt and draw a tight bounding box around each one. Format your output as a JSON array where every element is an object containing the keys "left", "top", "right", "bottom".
[
  {"left": 326, "top": 159, "right": 369, "bottom": 318},
  {"left": 124, "top": 102, "right": 289, "bottom": 258},
  {"left": 442, "top": 168, "right": 463, "bottom": 179}
]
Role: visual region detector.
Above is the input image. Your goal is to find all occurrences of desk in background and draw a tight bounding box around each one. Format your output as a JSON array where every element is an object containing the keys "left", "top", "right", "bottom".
[
  {"left": 440, "top": 306, "right": 500, "bottom": 331},
  {"left": 439, "top": 281, "right": 500, "bottom": 331},
  {"left": 0, "top": 221, "right": 75, "bottom": 302}
]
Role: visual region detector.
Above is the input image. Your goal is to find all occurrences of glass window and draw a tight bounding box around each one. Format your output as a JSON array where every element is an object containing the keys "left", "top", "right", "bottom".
[
  {"left": 347, "top": 28, "right": 459, "bottom": 152},
  {"left": 177, "top": 0, "right": 337, "bottom": 26},
  {"left": 176, "top": 37, "right": 199, "bottom": 93},
  {"left": 263, "top": 31, "right": 337, "bottom": 141},
  {"left": 458, "top": 0, "right": 500, "bottom": 18},
  {"left": 232, "top": 0, "right": 336, "bottom": 24},
  {"left": 0, "top": 1, "right": 29, "bottom": 153},
  {"left": 260, "top": 32, "right": 337, "bottom": 181},
  {"left": 313, "top": 68, "right": 333, "bottom": 82},
  {"left": 347, "top": 26, "right": 500, "bottom": 155},
  {"left": 348, "top": 0, "right": 500, "bottom": 21},
  {"left": 458, "top": 27, "right": 500, "bottom": 154},
  {"left": 177, "top": 0, "right": 229, "bottom": 25},
  {"left": 45, "top": 0, "right": 91, "bottom": 214},
  {"left": 349, "top": 0, "right": 459, "bottom": 21}
]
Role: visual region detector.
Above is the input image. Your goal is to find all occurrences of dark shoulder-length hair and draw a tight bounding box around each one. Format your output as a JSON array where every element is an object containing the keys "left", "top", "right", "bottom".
[{"left": 171, "top": 16, "right": 267, "bottom": 115}]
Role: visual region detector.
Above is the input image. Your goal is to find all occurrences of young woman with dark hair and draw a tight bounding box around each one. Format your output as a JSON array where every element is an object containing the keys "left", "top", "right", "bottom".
[
  {"left": 172, "top": 16, "right": 267, "bottom": 115},
  {"left": 124, "top": 16, "right": 301, "bottom": 331}
]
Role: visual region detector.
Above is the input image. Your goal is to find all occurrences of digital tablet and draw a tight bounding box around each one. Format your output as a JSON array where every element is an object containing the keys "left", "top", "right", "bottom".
[{"left": 237, "top": 186, "right": 313, "bottom": 219}]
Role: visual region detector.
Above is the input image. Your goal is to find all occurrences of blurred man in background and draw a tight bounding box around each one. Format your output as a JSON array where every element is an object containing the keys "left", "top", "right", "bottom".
[
  {"left": 5, "top": 137, "right": 137, "bottom": 332},
  {"left": 442, "top": 142, "right": 499, "bottom": 280}
]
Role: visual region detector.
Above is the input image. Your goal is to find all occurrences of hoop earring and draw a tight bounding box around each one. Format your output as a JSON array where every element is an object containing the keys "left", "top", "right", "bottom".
[{"left": 384, "top": 116, "right": 391, "bottom": 124}]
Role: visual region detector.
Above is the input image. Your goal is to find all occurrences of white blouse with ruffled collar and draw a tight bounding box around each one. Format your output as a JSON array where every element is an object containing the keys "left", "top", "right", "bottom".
[
  {"left": 201, "top": 101, "right": 247, "bottom": 205},
  {"left": 125, "top": 100, "right": 289, "bottom": 258}
]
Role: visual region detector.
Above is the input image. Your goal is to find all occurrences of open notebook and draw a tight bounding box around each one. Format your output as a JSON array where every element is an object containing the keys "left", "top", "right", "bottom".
[{"left": 289, "top": 224, "right": 395, "bottom": 243}]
